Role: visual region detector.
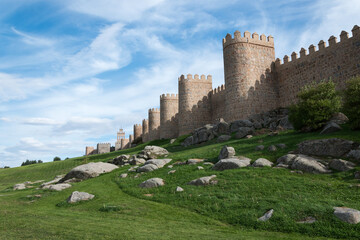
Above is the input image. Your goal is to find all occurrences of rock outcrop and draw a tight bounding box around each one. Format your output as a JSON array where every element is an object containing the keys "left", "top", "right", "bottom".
[
  {"left": 212, "top": 157, "right": 251, "bottom": 171},
  {"left": 218, "top": 146, "right": 235, "bottom": 160},
  {"left": 333, "top": 207, "right": 360, "bottom": 224},
  {"left": 60, "top": 162, "right": 118, "bottom": 182},
  {"left": 67, "top": 191, "right": 95, "bottom": 203},
  {"left": 252, "top": 158, "right": 273, "bottom": 167},
  {"left": 139, "top": 178, "right": 165, "bottom": 188},
  {"left": 276, "top": 154, "right": 331, "bottom": 174},
  {"left": 188, "top": 175, "right": 217, "bottom": 186},
  {"left": 140, "top": 146, "right": 169, "bottom": 159}
]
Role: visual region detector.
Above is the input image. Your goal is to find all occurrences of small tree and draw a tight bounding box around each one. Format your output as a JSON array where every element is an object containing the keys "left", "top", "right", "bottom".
[
  {"left": 53, "top": 156, "right": 61, "bottom": 161},
  {"left": 289, "top": 80, "right": 341, "bottom": 131},
  {"left": 343, "top": 76, "right": 360, "bottom": 130}
]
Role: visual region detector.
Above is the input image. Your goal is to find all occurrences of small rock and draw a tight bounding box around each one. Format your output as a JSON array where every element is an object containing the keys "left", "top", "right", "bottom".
[
  {"left": 129, "top": 157, "right": 146, "bottom": 165},
  {"left": 320, "top": 121, "right": 342, "bottom": 134},
  {"left": 67, "top": 191, "right": 94, "bottom": 203},
  {"left": 145, "top": 159, "right": 172, "bottom": 168},
  {"left": 167, "top": 165, "right": 173, "bottom": 169},
  {"left": 176, "top": 186, "right": 184, "bottom": 192},
  {"left": 139, "top": 178, "right": 165, "bottom": 188},
  {"left": 255, "top": 145, "right": 264, "bottom": 151},
  {"left": 276, "top": 154, "right": 297, "bottom": 166},
  {"left": 13, "top": 183, "right": 26, "bottom": 190},
  {"left": 245, "top": 135, "right": 253, "bottom": 139},
  {"left": 43, "top": 183, "right": 72, "bottom": 191},
  {"left": 128, "top": 166, "right": 139, "bottom": 172},
  {"left": 252, "top": 158, "right": 273, "bottom": 167},
  {"left": 140, "top": 146, "right": 169, "bottom": 159},
  {"left": 235, "top": 127, "right": 254, "bottom": 139},
  {"left": 268, "top": 145, "right": 277, "bottom": 152},
  {"left": 212, "top": 157, "right": 251, "bottom": 171},
  {"left": 203, "top": 162, "right": 214, "bottom": 166},
  {"left": 330, "top": 112, "right": 349, "bottom": 125},
  {"left": 218, "top": 146, "right": 236, "bottom": 160},
  {"left": 168, "top": 170, "right": 176, "bottom": 174},
  {"left": 170, "top": 139, "right": 176, "bottom": 144},
  {"left": 276, "top": 143, "right": 286, "bottom": 149},
  {"left": 258, "top": 209, "right": 274, "bottom": 222},
  {"left": 134, "top": 173, "right": 141, "bottom": 178},
  {"left": 329, "top": 159, "right": 355, "bottom": 171},
  {"left": 120, "top": 173, "right": 128, "bottom": 178},
  {"left": 144, "top": 194, "right": 153, "bottom": 197},
  {"left": 333, "top": 207, "right": 360, "bottom": 224},
  {"left": 291, "top": 155, "right": 331, "bottom": 174},
  {"left": 347, "top": 149, "right": 360, "bottom": 161},
  {"left": 297, "top": 216, "right": 316, "bottom": 224},
  {"left": 188, "top": 175, "right": 217, "bottom": 186},
  {"left": 137, "top": 164, "right": 159, "bottom": 173},
  {"left": 197, "top": 166, "right": 204, "bottom": 170},
  {"left": 187, "top": 159, "right": 205, "bottom": 165},
  {"left": 217, "top": 135, "right": 231, "bottom": 143}
]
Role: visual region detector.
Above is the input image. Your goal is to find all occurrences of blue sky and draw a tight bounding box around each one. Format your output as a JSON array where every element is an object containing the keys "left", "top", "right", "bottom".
[{"left": 0, "top": 0, "right": 359, "bottom": 167}]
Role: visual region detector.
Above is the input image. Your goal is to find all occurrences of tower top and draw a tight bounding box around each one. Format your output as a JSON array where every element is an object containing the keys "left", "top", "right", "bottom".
[{"left": 223, "top": 30, "right": 274, "bottom": 49}]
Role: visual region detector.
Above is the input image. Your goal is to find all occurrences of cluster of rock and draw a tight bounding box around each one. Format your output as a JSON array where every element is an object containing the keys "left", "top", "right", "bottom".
[
  {"left": 182, "top": 108, "right": 293, "bottom": 147},
  {"left": 13, "top": 180, "right": 45, "bottom": 190}
]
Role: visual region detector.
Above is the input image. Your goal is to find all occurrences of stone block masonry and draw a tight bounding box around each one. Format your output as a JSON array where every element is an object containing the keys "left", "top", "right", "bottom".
[
  {"left": 142, "top": 119, "right": 149, "bottom": 142},
  {"left": 134, "top": 124, "right": 143, "bottom": 140},
  {"left": 97, "top": 143, "right": 111, "bottom": 154},
  {"left": 118, "top": 25, "right": 360, "bottom": 147}
]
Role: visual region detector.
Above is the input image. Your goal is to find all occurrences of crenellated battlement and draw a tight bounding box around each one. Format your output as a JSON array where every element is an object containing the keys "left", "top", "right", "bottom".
[
  {"left": 97, "top": 143, "right": 110, "bottom": 145},
  {"left": 160, "top": 93, "right": 178, "bottom": 100},
  {"left": 209, "top": 84, "right": 226, "bottom": 95},
  {"left": 149, "top": 108, "right": 160, "bottom": 113},
  {"left": 142, "top": 119, "right": 148, "bottom": 124},
  {"left": 134, "top": 124, "right": 142, "bottom": 127},
  {"left": 275, "top": 25, "right": 360, "bottom": 67},
  {"left": 223, "top": 30, "right": 274, "bottom": 49},
  {"left": 178, "top": 74, "right": 212, "bottom": 82}
]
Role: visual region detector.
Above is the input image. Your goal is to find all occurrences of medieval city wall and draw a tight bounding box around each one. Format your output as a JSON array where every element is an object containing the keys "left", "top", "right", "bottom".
[
  {"left": 209, "top": 84, "right": 226, "bottom": 122},
  {"left": 275, "top": 26, "right": 360, "bottom": 107},
  {"left": 148, "top": 108, "right": 160, "bottom": 141},
  {"left": 97, "top": 143, "right": 111, "bottom": 154},
  {"left": 85, "top": 146, "right": 95, "bottom": 156}
]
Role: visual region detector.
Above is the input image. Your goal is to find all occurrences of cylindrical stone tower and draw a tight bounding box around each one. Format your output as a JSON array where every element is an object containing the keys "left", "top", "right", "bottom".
[
  {"left": 160, "top": 93, "right": 179, "bottom": 139},
  {"left": 148, "top": 108, "right": 160, "bottom": 141},
  {"left": 223, "top": 30, "right": 276, "bottom": 122},
  {"left": 133, "top": 124, "right": 142, "bottom": 140},
  {"left": 142, "top": 119, "right": 149, "bottom": 143},
  {"left": 129, "top": 134, "right": 134, "bottom": 144},
  {"left": 178, "top": 74, "right": 212, "bottom": 136}
]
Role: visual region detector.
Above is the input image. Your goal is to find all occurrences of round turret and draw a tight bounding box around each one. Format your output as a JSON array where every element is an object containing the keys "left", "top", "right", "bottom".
[
  {"left": 133, "top": 124, "right": 142, "bottom": 140},
  {"left": 148, "top": 108, "right": 160, "bottom": 141},
  {"left": 160, "top": 94, "right": 179, "bottom": 139},
  {"left": 223, "top": 31, "right": 276, "bottom": 122},
  {"left": 142, "top": 119, "right": 149, "bottom": 143}
]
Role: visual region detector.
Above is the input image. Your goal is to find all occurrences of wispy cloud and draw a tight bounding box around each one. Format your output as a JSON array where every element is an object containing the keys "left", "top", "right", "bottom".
[{"left": 11, "top": 27, "right": 55, "bottom": 47}]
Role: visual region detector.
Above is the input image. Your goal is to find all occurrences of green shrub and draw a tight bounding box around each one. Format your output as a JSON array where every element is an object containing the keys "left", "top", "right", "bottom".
[
  {"left": 343, "top": 76, "right": 360, "bottom": 130},
  {"left": 53, "top": 156, "right": 61, "bottom": 161},
  {"left": 289, "top": 80, "right": 341, "bottom": 131}
]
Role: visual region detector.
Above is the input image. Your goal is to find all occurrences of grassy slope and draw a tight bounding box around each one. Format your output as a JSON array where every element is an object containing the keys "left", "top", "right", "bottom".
[{"left": 0, "top": 126, "right": 359, "bottom": 239}]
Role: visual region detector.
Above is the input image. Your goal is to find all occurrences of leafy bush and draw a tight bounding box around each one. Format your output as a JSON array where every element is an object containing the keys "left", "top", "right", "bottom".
[
  {"left": 343, "top": 76, "right": 360, "bottom": 130},
  {"left": 53, "top": 156, "right": 61, "bottom": 161},
  {"left": 289, "top": 80, "right": 341, "bottom": 131}
]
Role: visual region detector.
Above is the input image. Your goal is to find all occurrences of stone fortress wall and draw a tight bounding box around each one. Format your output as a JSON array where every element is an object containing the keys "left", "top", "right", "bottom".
[{"left": 85, "top": 25, "right": 360, "bottom": 155}]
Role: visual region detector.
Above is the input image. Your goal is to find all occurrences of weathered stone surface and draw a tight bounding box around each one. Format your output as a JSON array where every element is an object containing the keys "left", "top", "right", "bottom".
[
  {"left": 230, "top": 120, "right": 253, "bottom": 132},
  {"left": 252, "top": 158, "right": 273, "bottom": 167},
  {"left": 67, "top": 191, "right": 94, "bottom": 203},
  {"left": 333, "top": 207, "right": 360, "bottom": 224},
  {"left": 187, "top": 159, "right": 204, "bottom": 165},
  {"left": 297, "top": 138, "right": 356, "bottom": 158},
  {"left": 43, "top": 183, "right": 72, "bottom": 191},
  {"left": 110, "top": 155, "right": 130, "bottom": 165},
  {"left": 277, "top": 116, "right": 294, "bottom": 130},
  {"left": 218, "top": 146, "right": 235, "bottom": 160},
  {"left": 203, "top": 162, "right": 214, "bottom": 165},
  {"left": 139, "top": 178, "right": 165, "bottom": 188},
  {"left": 255, "top": 145, "right": 264, "bottom": 151},
  {"left": 167, "top": 165, "right": 173, "bottom": 168},
  {"left": 170, "top": 139, "right": 176, "bottom": 144},
  {"left": 268, "top": 145, "right": 277, "bottom": 152},
  {"left": 120, "top": 173, "right": 128, "bottom": 178},
  {"left": 41, "top": 175, "right": 64, "bottom": 187},
  {"left": 140, "top": 146, "right": 169, "bottom": 159},
  {"left": 145, "top": 159, "right": 171, "bottom": 168},
  {"left": 129, "top": 157, "right": 146, "bottom": 165},
  {"left": 128, "top": 166, "right": 138, "bottom": 172},
  {"left": 329, "top": 159, "right": 355, "bottom": 171},
  {"left": 137, "top": 164, "right": 158, "bottom": 173},
  {"left": 176, "top": 186, "right": 184, "bottom": 192},
  {"left": 197, "top": 166, "right": 204, "bottom": 170},
  {"left": 291, "top": 155, "right": 331, "bottom": 174},
  {"left": 188, "top": 175, "right": 217, "bottom": 186},
  {"left": 347, "top": 149, "right": 360, "bottom": 161},
  {"left": 330, "top": 112, "right": 349, "bottom": 125},
  {"left": 214, "top": 120, "right": 230, "bottom": 136},
  {"left": 320, "top": 122, "right": 342, "bottom": 134},
  {"left": 63, "top": 178, "right": 82, "bottom": 184},
  {"left": 212, "top": 157, "right": 251, "bottom": 171},
  {"left": 258, "top": 209, "right": 274, "bottom": 222},
  {"left": 13, "top": 183, "right": 26, "bottom": 190},
  {"left": 182, "top": 136, "right": 193, "bottom": 147},
  {"left": 276, "top": 154, "right": 297, "bottom": 166},
  {"left": 235, "top": 127, "right": 254, "bottom": 139},
  {"left": 60, "top": 162, "right": 118, "bottom": 182},
  {"left": 217, "top": 135, "right": 231, "bottom": 142}
]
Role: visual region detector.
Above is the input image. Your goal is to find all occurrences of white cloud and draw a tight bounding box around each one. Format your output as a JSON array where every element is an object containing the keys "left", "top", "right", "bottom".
[
  {"left": 22, "top": 118, "right": 61, "bottom": 126},
  {"left": 11, "top": 27, "right": 55, "bottom": 47}
]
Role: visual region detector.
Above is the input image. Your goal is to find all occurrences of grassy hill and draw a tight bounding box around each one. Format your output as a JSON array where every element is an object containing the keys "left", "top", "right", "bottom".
[{"left": 0, "top": 126, "right": 359, "bottom": 239}]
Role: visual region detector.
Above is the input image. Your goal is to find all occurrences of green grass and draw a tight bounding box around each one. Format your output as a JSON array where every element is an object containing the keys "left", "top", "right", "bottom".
[{"left": 0, "top": 126, "right": 359, "bottom": 239}]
